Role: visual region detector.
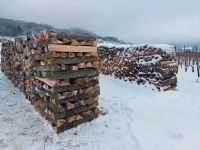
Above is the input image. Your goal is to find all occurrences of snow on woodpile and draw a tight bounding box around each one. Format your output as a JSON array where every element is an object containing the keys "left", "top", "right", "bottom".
[
  {"left": 97, "top": 41, "right": 133, "bottom": 48},
  {"left": 97, "top": 41, "right": 175, "bottom": 54},
  {"left": 98, "top": 44, "right": 178, "bottom": 90}
]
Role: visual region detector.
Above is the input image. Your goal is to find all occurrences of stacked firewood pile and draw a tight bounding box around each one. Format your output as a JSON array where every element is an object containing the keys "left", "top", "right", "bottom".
[
  {"left": 1, "top": 31, "right": 100, "bottom": 133},
  {"left": 1, "top": 40, "right": 15, "bottom": 79},
  {"left": 98, "top": 45, "right": 178, "bottom": 90}
]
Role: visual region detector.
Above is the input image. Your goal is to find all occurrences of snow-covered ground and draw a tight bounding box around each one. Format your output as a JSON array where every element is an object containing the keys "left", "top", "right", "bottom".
[{"left": 0, "top": 65, "right": 200, "bottom": 150}]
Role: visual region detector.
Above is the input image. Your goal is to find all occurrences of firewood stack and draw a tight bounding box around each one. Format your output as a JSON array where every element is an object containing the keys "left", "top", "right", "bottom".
[
  {"left": 1, "top": 31, "right": 100, "bottom": 133},
  {"left": 1, "top": 40, "right": 15, "bottom": 77},
  {"left": 98, "top": 45, "right": 178, "bottom": 90}
]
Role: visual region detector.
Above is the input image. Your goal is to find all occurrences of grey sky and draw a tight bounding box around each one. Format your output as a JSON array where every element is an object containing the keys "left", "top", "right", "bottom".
[{"left": 0, "top": 0, "right": 200, "bottom": 43}]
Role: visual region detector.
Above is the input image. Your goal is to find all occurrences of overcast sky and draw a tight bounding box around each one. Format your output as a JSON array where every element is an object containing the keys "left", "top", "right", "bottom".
[{"left": 0, "top": 0, "right": 200, "bottom": 43}]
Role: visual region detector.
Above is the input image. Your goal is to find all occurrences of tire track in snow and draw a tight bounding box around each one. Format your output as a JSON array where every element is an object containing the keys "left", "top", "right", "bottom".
[{"left": 118, "top": 99, "right": 144, "bottom": 150}]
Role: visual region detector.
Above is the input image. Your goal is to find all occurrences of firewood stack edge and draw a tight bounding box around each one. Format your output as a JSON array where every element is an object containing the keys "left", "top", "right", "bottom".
[
  {"left": 98, "top": 45, "right": 178, "bottom": 90},
  {"left": 1, "top": 31, "right": 100, "bottom": 133}
]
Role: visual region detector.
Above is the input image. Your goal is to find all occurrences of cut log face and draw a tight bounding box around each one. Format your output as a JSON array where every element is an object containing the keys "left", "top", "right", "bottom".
[
  {"left": 1, "top": 31, "right": 100, "bottom": 133},
  {"left": 36, "top": 77, "right": 60, "bottom": 87}
]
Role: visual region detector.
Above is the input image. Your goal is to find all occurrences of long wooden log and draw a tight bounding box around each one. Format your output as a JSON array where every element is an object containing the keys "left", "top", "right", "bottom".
[
  {"left": 36, "top": 57, "right": 98, "bottom": 71},
  {"left": 51, "top": 56, "right": 98, "bottom": 65},
  {"left": 48, "top": 44, "right": 97, "bottom": 53},
  {"left": 59, "top": 90, "right": 100, "bottom": 104},
  {"left": 40, "top": 68, "right": 98, "bottom": 79},
  {"left": 55, "top": 80, "right": 99, "bottom": 93},
  {"left": 54, "top": 113, "right": 99, "bottom": 133},
  {"left": 51, "top": 103, "right": 98, "bottom": 120}
]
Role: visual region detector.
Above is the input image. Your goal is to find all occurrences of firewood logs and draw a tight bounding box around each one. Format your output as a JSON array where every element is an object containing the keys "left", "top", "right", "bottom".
[
  {"left": 98, "top": 45, "right": 178, "bottom": 90},
  {"left": 1, "top": 31, "right": 100, "bottom": 133}
]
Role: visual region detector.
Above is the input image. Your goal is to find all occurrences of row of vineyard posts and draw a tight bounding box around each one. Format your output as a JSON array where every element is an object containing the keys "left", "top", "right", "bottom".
[{"left": 175, "top": 45, "right": 200, "bottom": 78}]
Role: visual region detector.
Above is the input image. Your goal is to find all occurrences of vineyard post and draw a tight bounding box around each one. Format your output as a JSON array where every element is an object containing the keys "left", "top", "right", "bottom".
[
  {"left": 184, "top": 45, "right": 187, "bottom": 72},
  {"left": 196, "top": 45, "right": 200, "bottom": 78}
]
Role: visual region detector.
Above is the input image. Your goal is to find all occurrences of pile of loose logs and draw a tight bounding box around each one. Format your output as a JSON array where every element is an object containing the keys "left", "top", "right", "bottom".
[
  {"left": 1, "top": 31, "right": 100, "bottom": 133},
  {"left": 98, "top": 45, "right": 178, "bottom": 90}
]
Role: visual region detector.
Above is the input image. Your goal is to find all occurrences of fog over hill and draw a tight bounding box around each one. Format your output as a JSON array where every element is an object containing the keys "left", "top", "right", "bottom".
[
  {"left": 0, "top": 18, "right": 125, "bottom": 44},
  {"left": 1, "top": 17, "right": 200, "bottom": 50}
]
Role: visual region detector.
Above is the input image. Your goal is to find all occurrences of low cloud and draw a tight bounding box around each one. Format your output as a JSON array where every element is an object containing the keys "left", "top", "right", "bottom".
[{"left": 0, "top": 0, "right": 200, "bottom": 43}]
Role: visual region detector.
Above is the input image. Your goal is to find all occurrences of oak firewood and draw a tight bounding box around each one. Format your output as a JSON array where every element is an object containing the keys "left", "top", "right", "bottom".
[
  {"left": 51, "top": 38, "right": 64, "bottom": 44},
  {"left": 71, "top": 65, "right": 78, "bottom": 71},
  {"left": 66, "top": 102, "right": 76, "bottom": 110},
  {"left": 86, "top": 62, "right": 93, "bottom": 68},
  {"left": 52, "top": 52, "right": 61, "bottom": 57},
  {"left": 70, "top": 39, "right": 80, "bottom": 46},
  {"left": 60, "top": 79, "right": 70, "bottom": 86}
]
